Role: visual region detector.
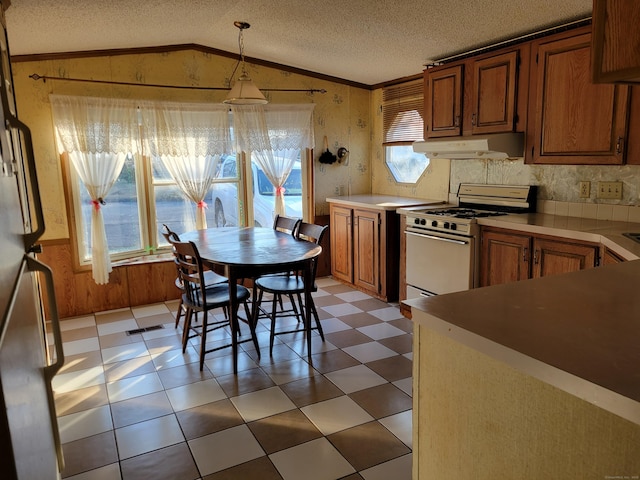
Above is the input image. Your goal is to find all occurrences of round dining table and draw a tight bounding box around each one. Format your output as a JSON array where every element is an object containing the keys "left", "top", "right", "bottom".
[{"left": 180, "top": 227, "right": 322, "bottom": 369}]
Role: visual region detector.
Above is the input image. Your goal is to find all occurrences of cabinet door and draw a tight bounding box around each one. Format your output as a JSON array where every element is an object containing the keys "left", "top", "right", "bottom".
[
  {"left": 530, "top": 32, "right": 630, "bottom": 164},
  {"left": 472, "top": 51, "right": 518, "bottom": 134},
  {"left": 532, "top": 238, "right": 597, "bottom": 278},
  {"left": 425, "top": 65, "right": 463, "bottom": 138},
  {"left": 480, "top": 229, "right": 531, "bottom": 287},
  {"left": 353, "top": 208, "right": 380, "bottom": 293},
  {"left": 330, "top": 205, "right": 352, "bottom": 283},
  {"left": 602, "top": 247, "right": 625, "bottom": 265},
  {"left": 592, "top": 0, "right": 640, "bottom": 84}
]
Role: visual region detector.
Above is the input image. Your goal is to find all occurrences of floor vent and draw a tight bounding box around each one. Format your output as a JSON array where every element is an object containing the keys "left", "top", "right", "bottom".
[{"left": 125, "top": 324, "right": 165, "bottom": 336}]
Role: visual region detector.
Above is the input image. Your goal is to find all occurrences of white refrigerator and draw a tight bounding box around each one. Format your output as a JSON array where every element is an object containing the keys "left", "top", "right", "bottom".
[{"left": 0, "top": 2, "right": 65, "bottom": 478}]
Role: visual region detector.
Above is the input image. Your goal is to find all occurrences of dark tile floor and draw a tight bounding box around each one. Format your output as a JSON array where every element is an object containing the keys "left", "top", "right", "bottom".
[{"left": 50, "top": 277, "right": 413, "bottom": 480}]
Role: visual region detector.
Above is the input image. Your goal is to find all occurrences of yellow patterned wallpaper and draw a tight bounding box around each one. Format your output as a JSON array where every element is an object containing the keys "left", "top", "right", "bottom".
[{"left": 11, "top": 49, "right": 381, "bottom": 240}]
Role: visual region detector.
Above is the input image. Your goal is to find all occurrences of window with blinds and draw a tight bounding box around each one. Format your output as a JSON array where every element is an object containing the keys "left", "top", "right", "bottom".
[
  {"left": 383, "top": 79, "right": 424, "bottom": 145},
  {"left": 382, "top": 79, "right": 429, "bottom": 184}
]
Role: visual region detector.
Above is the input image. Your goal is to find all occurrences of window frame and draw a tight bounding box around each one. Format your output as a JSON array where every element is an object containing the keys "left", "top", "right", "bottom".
[{"left": 62, "top": 148, "right": 313, "bottom": 268}]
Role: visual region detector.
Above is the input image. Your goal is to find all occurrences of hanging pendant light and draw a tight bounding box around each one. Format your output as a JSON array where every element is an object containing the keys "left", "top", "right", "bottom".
[{"left": 224, "top": 21, "right": 268, "bottom": 105}]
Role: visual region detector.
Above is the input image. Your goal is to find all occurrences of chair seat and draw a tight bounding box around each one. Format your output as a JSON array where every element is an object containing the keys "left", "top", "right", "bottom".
[
  {"left": 255, "top": 275, "right": 316, "bottom": 295},
  {"left": 183, "top": 283, "right": 251, "bottom": 310},
  {"left": 203, "top": 270, "right": 228, "bottom": 286}
]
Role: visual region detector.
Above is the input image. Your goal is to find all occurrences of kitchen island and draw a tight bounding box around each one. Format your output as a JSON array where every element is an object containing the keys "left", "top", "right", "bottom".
[{"left": 405, "top": 259, "right": 640, "bottom": 479}]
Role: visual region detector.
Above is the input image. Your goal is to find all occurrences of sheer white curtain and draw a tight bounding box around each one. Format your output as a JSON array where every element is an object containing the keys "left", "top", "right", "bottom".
[
  {"left": 232, "top": 104, "right": 314, "bottom": 216},
  {"left": 141, "top": 102, "right": 232, "bottom": 230},
  {"left": 51, "top": 95, "right": 140, "bottom": 285}
]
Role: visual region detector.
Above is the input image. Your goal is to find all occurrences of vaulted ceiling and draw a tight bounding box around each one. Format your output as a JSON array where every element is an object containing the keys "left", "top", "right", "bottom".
[{"left": 5, "top": 0, "right": 592, "bottom": 86}]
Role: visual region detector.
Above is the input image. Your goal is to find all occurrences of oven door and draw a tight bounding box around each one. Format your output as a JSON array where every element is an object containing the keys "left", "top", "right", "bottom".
[{"left": 405, "top": 228, "right": 475, "bottom": 297}]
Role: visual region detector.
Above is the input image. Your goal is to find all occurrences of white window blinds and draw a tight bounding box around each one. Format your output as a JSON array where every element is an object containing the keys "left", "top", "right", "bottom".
[{"left": 382, "top": 79, "right": 424, "bottom": 145}]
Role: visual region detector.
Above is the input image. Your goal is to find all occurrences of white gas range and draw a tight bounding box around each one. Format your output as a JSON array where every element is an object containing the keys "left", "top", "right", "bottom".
[{"left": 401, "top": 184, "right": 537, "bottom": 299}]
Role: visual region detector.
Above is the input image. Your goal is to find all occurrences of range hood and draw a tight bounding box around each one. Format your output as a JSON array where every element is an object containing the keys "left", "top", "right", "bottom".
[{"left": 413, "top": 132, "right": 524, "bottom": 159}]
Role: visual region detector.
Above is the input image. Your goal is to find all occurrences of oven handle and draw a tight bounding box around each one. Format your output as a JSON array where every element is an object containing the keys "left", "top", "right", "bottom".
[{"left": 405, "top": 230, "right": 469, "bottom": 245}]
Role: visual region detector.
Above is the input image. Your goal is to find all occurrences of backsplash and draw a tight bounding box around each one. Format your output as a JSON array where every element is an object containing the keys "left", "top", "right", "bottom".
[{"left": 450, "top": 157, "right": 640, "bottom": 220}]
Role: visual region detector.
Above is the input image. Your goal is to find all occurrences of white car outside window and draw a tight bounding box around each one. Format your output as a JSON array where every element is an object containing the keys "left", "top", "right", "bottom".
[{"left": 211, "top": 157, "right": 303, "bottom": 228}]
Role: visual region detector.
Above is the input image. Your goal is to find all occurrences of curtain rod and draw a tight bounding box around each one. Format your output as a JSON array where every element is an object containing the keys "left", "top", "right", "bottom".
[
  {"left": 426, "top": 17, "right": 592, "bottom": 67},
  {"left": 28, "top": 74, "right": 327, "bottom": 94}
]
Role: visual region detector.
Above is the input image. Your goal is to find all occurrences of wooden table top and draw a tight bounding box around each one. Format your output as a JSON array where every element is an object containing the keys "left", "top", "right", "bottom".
[{"left": 180, "top": 227, "right": 321, "bottom": 269}]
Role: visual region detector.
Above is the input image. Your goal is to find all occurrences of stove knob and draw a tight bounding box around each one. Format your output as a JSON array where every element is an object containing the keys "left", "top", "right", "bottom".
[
  {"left": 420, "top": 219, "right": 426, "bottom": 225},
  {"left": 443, "top": 222, "right": 450, "bottom": 229},
  {"left": 431, "top": 220, "right": 438, "bottom": 227},
  {"left": 450, "top": 223, "right": 457, "bottom": 231},
  {"left": 414, "top": 218, "right": 420, "bottom": 225}
]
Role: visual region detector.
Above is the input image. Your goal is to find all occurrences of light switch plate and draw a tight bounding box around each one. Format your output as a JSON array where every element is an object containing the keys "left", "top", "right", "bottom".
[{"left": 597, "top": 181, "right": 622, "bottom": 200}]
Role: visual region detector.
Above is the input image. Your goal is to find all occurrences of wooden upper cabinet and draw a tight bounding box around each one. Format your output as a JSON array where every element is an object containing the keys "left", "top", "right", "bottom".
[
  {"left": 472, "top": 51, "right": 518, "bottom": 134},
  {"left": 528, "top": 30, "right": 630, "bottom": 164},
  {"left": 425, "top": 64, "right": 463, "bottom": 138},
  {"left": 592, "top": 0, "right": 640, "bottom": 84}
]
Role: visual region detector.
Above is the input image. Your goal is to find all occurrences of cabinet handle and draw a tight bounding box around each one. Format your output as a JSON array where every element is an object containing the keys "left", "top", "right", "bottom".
[
  {"left": 523, "top": 247, "right": 528, "bottom": 262},
  {"left": 454, "top": 115, "right": 461, "bottom": 127},
  {"left": 534, "top": 249, "right": 540, "bottom": 264},
  {"left": 471, "top": 113, "right": 477, "bottom": 126},
  {"left": 616, "top": 137, "right": 623, "bottom": 154}
]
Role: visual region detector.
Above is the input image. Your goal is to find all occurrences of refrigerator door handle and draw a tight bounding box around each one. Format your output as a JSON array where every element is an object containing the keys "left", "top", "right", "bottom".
[
  {"left": 25, "top": 255, "right": 65, "bottom": 471},
  {"left": 11, "top": 119, "right": 46, "bottom": 251}
]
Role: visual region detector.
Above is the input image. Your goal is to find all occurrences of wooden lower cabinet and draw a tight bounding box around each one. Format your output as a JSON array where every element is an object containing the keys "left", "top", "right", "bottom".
[
  {"left": 329, "top": 203, "right": 400, "bottom": 301},
  {"left": 480, "top": 227, "right": 599, "bottom": 287},
  {"left": 602, "top": 247, "right": 626, "bottom": 265},
  {"left": 480, "top": 229, "right": 530, "bottom": 286},
  {"left": 353, "top": 208, "right": 380, "bottom": 293},
  {"left": 329, "top": 205, "right": 353, "bottom": 284},
  {"left": 533, "top": 237, "right": 597, "bottom": 278}
]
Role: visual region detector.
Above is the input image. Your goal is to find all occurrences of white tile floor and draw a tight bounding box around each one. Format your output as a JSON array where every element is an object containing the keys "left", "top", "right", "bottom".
[{"left": 54, "top": 277, "right": 413, "bottom": 479}]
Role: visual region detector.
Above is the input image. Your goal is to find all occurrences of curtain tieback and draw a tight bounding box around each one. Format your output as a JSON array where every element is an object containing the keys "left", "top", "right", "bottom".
[
  {"left": 276, "top": 186, "right": 286, "bottom": 196},
  {"left": 91, "top": 198, "right": 105, "bottom": 211},
  {"left": 197, "top": 200, "right": 208, "bottom": 209}
]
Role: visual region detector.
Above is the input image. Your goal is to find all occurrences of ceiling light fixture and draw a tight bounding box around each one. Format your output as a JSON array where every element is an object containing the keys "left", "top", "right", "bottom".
[{"left": 224, "top": 21, "right": 268, "bottom": 105}]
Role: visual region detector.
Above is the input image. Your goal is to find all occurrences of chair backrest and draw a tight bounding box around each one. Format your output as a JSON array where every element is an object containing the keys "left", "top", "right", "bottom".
[
  {"left": 273, "top": 214, "right": 301, "bottom": 236},
  {"left": 297, "top": 223, "right": 328, "bottom": 282},
  {"left": 172, "top": 240, "right": 207, "bottom": 308},
  {"left": 161, "top": 224, "right": 181, "bottom": 245},
  {"left": 296, "top": 222, "right": 328, "bottom": 246}
]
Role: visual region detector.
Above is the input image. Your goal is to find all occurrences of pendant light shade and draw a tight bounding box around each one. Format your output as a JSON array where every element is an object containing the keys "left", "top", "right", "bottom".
[
  {"left": 224, "top": 21, "right": 268, "bottom": 105},
  {"left": 225, "top": 73, "right": 268, "bottom": 105}
]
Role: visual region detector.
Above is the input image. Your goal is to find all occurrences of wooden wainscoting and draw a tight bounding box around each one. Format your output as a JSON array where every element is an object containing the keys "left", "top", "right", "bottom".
[{"left": 37, "top": 239, "right": 180, "bottom": 319}]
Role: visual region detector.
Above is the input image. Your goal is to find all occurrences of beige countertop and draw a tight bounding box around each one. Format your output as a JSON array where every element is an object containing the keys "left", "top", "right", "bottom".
[
  {"left": 406, "top": 241, "right": 640, "bottom": 426},
  {"left": 478, "top": 212, "right": 640, "bottom": 260},
  {"left": 326, "top": 194, "right": 445, "bottom": 211}
]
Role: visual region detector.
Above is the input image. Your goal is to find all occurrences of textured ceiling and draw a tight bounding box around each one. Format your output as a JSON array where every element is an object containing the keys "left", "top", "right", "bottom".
[{"left": 4, "top": 0, "right": 592, "bottom": 86}]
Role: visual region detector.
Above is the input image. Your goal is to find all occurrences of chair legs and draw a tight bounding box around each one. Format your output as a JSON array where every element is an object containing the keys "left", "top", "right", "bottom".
[
  {"left": 181, "top": 301, "right": 259, "bottom": 372},
  {"left": 262, "top": 288, "right": 323, "bottom": 356}
]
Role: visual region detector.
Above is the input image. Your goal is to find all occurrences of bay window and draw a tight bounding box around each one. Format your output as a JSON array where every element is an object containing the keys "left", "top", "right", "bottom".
[{"left": 52, "top": 95, "right": 314, "bottom": 284}]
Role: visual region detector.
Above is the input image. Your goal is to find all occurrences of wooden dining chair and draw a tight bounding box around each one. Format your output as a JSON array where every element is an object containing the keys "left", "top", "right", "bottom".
[
  {"left": 173, "top": 239, "right": 260, "bottom": 372},
  {"left": 252, "top": 214, "right": 302, "bottom": 317},
  {"left": 161, "top": 224, "right": 228, "bottom": 329},
  {"left": 254, "top": 222, "right": 328, "bottom": 355},
  {"left": 272, "top": 214, "right": 301, "bottom": 236}
]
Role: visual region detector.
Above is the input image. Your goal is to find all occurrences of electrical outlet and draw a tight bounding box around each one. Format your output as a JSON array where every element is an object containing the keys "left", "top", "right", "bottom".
[
  {"left": 597, "top": 181, "right": 623, "bottom": 200},
  {"left": 579, "top": 181, "right": 590, "bottom": 198}
]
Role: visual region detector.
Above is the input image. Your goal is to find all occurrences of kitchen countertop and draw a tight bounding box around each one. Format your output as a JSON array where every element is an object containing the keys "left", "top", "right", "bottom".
[
  {"left": 406, "top": 259, "right": 640, "bottom": 425},
  {"left": 478, "top": 212, "right": 640, "bottom": 260},
  {"left": 403, "top": 210, "right": 640, "bottom": 424},
  {"left": 326, "top": 194, "right": 445, "bottom": 210}
]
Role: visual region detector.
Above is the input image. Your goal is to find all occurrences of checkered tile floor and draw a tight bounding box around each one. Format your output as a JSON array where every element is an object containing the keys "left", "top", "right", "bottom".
[{"left": 51, "top": 277, "right": 413, "bottom": 480}]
